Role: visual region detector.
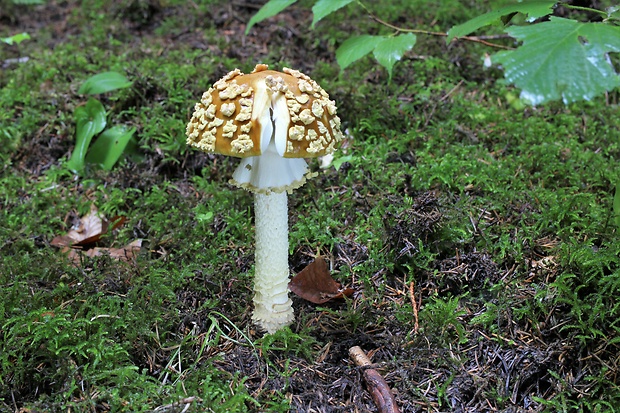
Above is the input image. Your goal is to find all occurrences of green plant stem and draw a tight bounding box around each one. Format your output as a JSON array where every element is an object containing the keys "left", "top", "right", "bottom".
[{"left": 355, "top": 0, "right": 513, "bottom": 49}]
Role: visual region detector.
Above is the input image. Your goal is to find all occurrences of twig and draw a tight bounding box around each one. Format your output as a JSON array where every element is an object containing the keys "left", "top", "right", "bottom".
[
  {"left": 460, "top": 35, "right": 513, "bottom": 49},
  {"left": 349, "top": 346, "right": 401, "bottom": 413},
  {"left": 153, "top": 396, "right": 203, "bottom": 412},
  {"left": 409, "top": 281, "right": 419, "bottom": 334},
  {"left": 356, "top": 0, "right": 513, "bottom": 50},
  {"left": 440, "top": 79, "right": 464, "bottom": 102}
]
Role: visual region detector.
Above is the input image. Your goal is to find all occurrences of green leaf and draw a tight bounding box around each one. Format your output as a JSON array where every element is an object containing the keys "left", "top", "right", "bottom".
[
  {"left": 78, "top": 72, "right": 132, "bottom": 95},
  {"left": 447, "top": 1, "right": 556, "bottom": 42},
  {"left": 332, "top": 154, "right": 354, "bottom": 171},
  {"left": 607, "top": 5, "right": 620, "bottom": 19},
  {"left": 336, "top": 35, "right": 384, "bottom": 71},
  {"left": 66, "top": 98, "right": 107, "bottom": 173},
  {"left": 1, "top": 32, "right": 31, "bottom": 45},
  {"left": 11, "top": 0, "right": 46, "bottom": 4},
  {"left": 492, "top": 17, "right": 620, "bottom": 105},
  {"left": 85, "top": 125, "right": 136, "bottom": 170},
  {"left": 311, "top": 0, "right": 354, "bottom": 29},
  {"left": 373, "top": 33, "right": 417, "bottom": 79},
  {"left": 245, "top": 0, "right": 297, "bottom": 35},
  {"left": 614, "top": 182, "right": 620, "bottom": 229}
]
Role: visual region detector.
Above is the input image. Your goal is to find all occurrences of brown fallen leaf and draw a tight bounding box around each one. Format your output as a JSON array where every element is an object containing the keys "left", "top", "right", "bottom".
[
  {"left": 51, "top": 204, "right": 126, "bottom": 248},
  {"left": 51, "top": 204, "right": 138, "bottom": 264},
  {"left": 289, "top": 256, "right": 354, "bottom": 304},
  {"left": 64, "top": 239, "right": 142, "bottom": 264}
]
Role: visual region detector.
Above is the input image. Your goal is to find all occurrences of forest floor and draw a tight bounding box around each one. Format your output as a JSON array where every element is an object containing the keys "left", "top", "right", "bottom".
[{"left": 1, "top": 0, "right": 619, "bottom": 412}]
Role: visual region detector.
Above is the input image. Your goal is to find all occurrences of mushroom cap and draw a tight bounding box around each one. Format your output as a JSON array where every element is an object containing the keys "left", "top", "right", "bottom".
[{"left": 186, "top": 64, "right": 344, "bottom": 159}]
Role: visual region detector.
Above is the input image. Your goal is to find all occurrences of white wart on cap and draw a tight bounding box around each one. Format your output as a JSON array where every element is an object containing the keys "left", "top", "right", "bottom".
[{"left": 186, "top": 64, "right": 344, "bottom": 193}]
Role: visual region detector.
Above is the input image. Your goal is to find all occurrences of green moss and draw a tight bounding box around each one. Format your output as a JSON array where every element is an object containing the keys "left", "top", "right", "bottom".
[{"left": 2, "top": 0, "right": 620, "bottom": 410}]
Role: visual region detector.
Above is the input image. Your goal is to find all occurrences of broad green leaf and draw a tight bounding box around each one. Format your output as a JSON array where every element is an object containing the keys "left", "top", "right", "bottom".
[
  {"left": 78, "top": 72, "right": 132, "bottom": 95},
  {"left": 493, "top": 17, "right": 620, "bottom": 105},
  {"left": 1, "top": 32, "right": 30, "bottom": 45},
  {"left": 447, "top": 1, "right": 556, "bottom": 42},
  {"left": 66, "top": 98, "right": 107, "bottom": 173},
  {"left": 336, "top": 35, "right": 384, "bottom": 71},
  {"left": 373, "top": 33, "right": 416, "bottom": 79},
  {"left": 245, "top": 0, "right": 297, "bottom": 35},
  {"left": 311, "top": 0, "right": 354, "bottom": 29},
  {"left": 85, "top": 125, "right": 136, "bottom": 170}
]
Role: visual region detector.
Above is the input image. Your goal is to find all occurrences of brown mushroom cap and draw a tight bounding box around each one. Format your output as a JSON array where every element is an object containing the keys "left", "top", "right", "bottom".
[{"left": 186, "top": 64, "right": 344, "bottom": 159}]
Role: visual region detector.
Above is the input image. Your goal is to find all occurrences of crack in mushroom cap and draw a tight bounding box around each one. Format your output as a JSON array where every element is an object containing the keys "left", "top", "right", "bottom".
[{"left": 186, "top": 64, "right": 344, "bottom": 159}]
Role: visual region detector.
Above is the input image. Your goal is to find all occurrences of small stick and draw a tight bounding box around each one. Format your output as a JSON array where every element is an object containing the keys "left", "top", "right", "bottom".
[
  {"left": 349, "top": 346, "right": 401, "bottom": 413},
  {"left": 153, "top": 396, "right": 203, "bottom": 412},
  {"left": 409, "top": 281, "right": 419, "bottom": 334}
]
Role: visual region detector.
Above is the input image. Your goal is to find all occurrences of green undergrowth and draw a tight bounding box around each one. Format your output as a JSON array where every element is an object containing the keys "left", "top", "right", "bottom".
[{"left": 2, "top": 0, "right": 620, "bottom": 411}]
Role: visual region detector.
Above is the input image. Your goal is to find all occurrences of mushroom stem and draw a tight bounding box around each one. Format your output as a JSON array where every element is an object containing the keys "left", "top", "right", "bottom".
[{"left": 251, "top": 190, "right": 294, "bottom": 333}]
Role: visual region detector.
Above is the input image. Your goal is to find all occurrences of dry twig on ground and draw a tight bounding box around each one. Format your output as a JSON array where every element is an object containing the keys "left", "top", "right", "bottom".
[{"left": 349, "top": 346, "right": 401, "bottom": 413}]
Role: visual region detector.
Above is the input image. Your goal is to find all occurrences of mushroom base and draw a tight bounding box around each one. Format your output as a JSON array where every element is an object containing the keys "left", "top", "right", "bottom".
[{"left": 251, "top": 191, "right": 294, "bottom": 333}]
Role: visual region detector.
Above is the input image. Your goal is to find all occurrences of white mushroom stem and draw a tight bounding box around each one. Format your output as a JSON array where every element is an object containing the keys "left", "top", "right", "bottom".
[
  {"left": 251, "top": 191, "right": 294, "bottom": 333},
  {"left": 231, "top": 141, "right": 311, "bottom": 333},
  {"left": 232, "top": 141, "right": 305, "bottom": 333}
]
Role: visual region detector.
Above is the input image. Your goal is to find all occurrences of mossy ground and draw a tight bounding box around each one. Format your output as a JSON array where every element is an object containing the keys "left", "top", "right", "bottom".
[{"left": 1, "top": 0, "right": 619, "bottom": 412}]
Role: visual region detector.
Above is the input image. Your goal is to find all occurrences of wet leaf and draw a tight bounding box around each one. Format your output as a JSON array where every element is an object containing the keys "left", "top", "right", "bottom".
[
  {"left": 373, "top": 33, "right": 416, "bottom": 79},
  {"left": 492, "top": 17, "right": 620, "bottom": 105},
  {"left": 289, "top": 256, "right": 354, "bottom": 304},
  {"left": 447, "top": 1, "right": 556, "bottom": 41},
  {"left": 78, "top": 71, "right": 132, "bottom": 95},
  {"left": 246, "top": 0, "right": 297, "bottom": 34},
  {"left": 1, "top": 32, "right": 31, "bottom": 45},
  {"left": 337, "top": 33, "right": 416, "bottom": 78},
  {"left": 336, "top": 35, "right": 384, "bottom": 71},
  {"left": 66, "top": 98, "right": 106, "bottom": 173},
  {"left": 85, "top": 125, "right": 136, "bottom": 170},
  {"left": 311, "top": 0, "right": 354, "bottom": 29}
]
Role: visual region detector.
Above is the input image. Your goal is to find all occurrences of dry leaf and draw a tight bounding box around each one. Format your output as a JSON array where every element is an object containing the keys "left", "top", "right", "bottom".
[
  {"left": 51, "top": 205, "right": 127, "bottom": 248},
  {"left": 65, "top": 239, "right": 142, "bottom": 264},
  {"left": 51, "top": 204, "right": 105, "bottom": 247},
  {"left": 51, "top": 204, "right": 137, "bottom": 264},
  {"left": 289, "top": 256, "right": 354, "bottom": 304}
]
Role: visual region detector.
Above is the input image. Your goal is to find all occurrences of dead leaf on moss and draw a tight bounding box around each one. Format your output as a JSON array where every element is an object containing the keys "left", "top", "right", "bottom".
[
  {"left": 51, "top": 204, "right": 139, "bottom": 263},
  {"left": 64, "top": 239, "right": 142, "bottom": 264},
  {"left": 289, "top": 256, "right": 354, "bottom": 304},
  {"left": 51, "top": 204, "right": 126, "bottom": 248}
]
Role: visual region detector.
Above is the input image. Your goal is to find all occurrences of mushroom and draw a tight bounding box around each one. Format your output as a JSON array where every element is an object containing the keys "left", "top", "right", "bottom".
[{"left": 186, "top": 64, "right": 343, "bottom": 333}]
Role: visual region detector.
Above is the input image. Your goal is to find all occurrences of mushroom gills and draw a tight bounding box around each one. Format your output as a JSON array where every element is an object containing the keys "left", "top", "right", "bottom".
[{"left": 232, "top": 141, "right": 308, "bottom": 192}]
